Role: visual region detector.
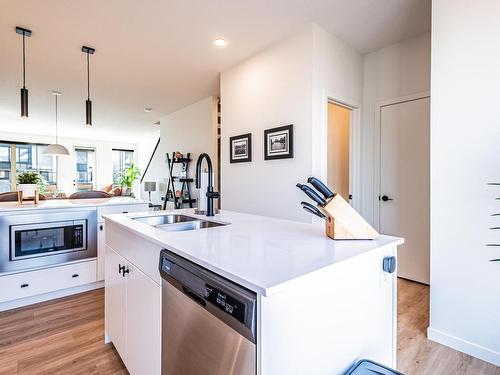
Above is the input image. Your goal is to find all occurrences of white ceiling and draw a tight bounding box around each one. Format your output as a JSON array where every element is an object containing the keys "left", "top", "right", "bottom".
[{"left": 0, "top": 0, "right": 430, "bottom": 143}]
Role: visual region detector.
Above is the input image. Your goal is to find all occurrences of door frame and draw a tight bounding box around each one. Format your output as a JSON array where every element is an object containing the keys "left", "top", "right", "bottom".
[
  {"left": 373, "top": 91, "right": 430, "bottom": 231},
  {"left": 316, "top": 90, "right": 361, "bottom": 213}
]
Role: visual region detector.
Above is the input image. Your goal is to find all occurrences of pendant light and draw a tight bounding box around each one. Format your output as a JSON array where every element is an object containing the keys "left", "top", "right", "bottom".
[
  {"left": 16, "top": 26, "right": 32, "bottom": 118},
  {"left": 82, "top": 46, "right": 95, "bottom": 127},
  {"left": 44, "top": 92, "right": 70, "bottom": 156}
]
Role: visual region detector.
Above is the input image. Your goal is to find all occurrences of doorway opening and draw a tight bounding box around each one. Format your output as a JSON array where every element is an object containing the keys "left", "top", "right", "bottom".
[
  {"left": 327, "top": 101, "right": 352, "bottom": 203},
  {"left": 74, "top": 147, "right": 96, "bottom": 191}
]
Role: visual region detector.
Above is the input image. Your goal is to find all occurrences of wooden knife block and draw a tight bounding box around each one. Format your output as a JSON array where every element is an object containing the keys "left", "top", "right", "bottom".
[{"left": 318, "top": 194, "right": 378, "bottom": 240}]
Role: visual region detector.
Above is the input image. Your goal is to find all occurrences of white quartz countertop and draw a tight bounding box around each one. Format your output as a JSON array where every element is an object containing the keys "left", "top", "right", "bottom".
[
  {"left": 0, "top": 197, "right": 148, "bottom": 212},
  {"left": 105, "top": 209, "right": 403, "bottom": 296}
]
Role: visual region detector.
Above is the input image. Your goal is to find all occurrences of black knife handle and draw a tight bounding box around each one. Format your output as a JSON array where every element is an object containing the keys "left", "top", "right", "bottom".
[
  {"left": 296, "top": 184, "right": 326, "bottom": 206},
  {"left": 302, "top": 205, "right": 325, "bottom": 219},
  {"left": 301, "top": 201, "right": 326, "bottom": 218},
  {"left": 307, "top": 177, "right": 334, "bottom": 199}
]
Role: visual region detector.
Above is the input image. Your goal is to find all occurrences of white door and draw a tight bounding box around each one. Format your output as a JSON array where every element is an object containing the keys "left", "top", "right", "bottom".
[
  {"left": 105, "top": 246, "right": 127, "bottom": 362},
  {"left": 379, "top": 97, "right": 430, "bottom": 284},
  {"left": 126, "top": 263, "right": 162, "bottom": 375}
]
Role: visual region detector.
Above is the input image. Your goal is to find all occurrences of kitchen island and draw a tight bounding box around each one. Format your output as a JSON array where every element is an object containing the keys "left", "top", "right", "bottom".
[
  {"left": 0, "top": 197, "right": 148, "bottom": 311},
  {"left": 104, "top": 209, "right": 403, "bottom": 375}
]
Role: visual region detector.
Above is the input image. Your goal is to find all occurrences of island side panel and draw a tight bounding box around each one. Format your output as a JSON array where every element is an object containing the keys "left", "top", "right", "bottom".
[
  {"left": 258, "top": 244, "right": 397, "bottom": 374},
  {"left": 105, "top": 220, "right": 163, "bottom": 284}
]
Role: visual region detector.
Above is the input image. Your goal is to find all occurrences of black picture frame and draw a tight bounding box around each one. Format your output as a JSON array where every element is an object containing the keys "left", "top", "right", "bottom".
[
  {"left": 264, "top": 124, "right": 294, "bottom": 160},
  {"left": 229, "top": 133, "right": 252, "bottom": 163}
]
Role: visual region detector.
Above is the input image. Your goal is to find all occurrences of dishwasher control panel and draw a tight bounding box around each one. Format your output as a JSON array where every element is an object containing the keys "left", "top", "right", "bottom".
[{"left": 205, "top": 284, "right": 246, "bottom": 324}]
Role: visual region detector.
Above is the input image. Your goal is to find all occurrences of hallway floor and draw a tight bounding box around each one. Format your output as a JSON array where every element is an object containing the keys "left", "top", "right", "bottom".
[{"left": 397, "top": 278, "right": 499, "bottom": 375}]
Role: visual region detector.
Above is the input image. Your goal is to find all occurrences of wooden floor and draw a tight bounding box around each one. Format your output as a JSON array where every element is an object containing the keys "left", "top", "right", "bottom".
[
  {"left": 0, "top": 289, "right": 127, "bottom": 375},
  {"left": 0, "top": 281, "right": 498, "bottom": 374},
  {"left": 397, "top": 278, "right": 500, "bottom": 375}
]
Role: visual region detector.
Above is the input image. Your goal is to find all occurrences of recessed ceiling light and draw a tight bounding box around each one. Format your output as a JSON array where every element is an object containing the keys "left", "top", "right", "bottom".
[
  {"left": 213, "top": 39, "right": 227, "bottom": 47},
  {"left": 144, "top": 107, "right": 152, "bottom": 113}
]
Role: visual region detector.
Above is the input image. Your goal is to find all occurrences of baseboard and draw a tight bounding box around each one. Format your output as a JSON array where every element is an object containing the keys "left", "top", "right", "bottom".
[
  {"left": 0, "top": 281, "right": 104, "bottom": 312},
  {"left": 428, "top": 327, "right": 500, "bottom": 367}
]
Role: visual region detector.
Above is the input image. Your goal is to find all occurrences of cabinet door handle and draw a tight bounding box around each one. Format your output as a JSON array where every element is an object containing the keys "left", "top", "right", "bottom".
[
  {"left": 20, "top": 283, "right": 29, "bottom": 288},
  {"left": 99, "top": 225, "right": 103, "bottom": 231},
  {"left": 72, "top": 274, "right": 79, "bottom": 278},
  {"left": 122, "top": 268, "right": 130, "bottom": 277},
  {"left": 119, "top": 264, "right": 125, "bottom": 274}
]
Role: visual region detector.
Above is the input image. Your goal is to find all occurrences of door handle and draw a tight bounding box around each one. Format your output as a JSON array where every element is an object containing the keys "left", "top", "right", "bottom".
[
  {"left": 119, "top": 264, "right": 125, "bottom": 274},
  {"left": 72, "top": 274, "right": 79, "bottom": 278},
  {"left": 380, "top": 195, "right": 393, "bottom": 202},
  {"left": 99, "top": 225, "right": 103, "bottom": 231},
  {"left": 122, "top": 268, "right": 130, "bottom": 277},
  {"left": 20, "top": 283, "right": 29, "bottom": 288}
]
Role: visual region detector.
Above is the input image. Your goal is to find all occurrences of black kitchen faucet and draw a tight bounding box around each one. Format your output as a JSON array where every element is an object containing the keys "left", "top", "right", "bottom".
[{"left": 195, "top": 153, "right": 219, "bottom": 216}]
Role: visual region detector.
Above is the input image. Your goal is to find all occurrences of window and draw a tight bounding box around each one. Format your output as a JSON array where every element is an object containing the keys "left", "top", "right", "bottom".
[
  {"left": 15, "top": 144, "right": 57, "bottom": 185},
  {"left": 0, "top": 143, "right": 11, "bottom": 193},
  {"left": 0, "top": 142, "right": 57, "bottom": 192},
  {"left": 112, "top": 149, "right": 134, "bottom": 183},
  {"left": 75, "top": 148, "right": 96, "bottom": 191}
]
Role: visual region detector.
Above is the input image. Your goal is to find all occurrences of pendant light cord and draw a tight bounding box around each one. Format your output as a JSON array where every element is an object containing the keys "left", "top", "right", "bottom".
[
  {"left": 22, "top": 33, "right": 26, "bottom": 88},
  {"left": 55, "top": 95, "right": 58, "bottom": 143}
]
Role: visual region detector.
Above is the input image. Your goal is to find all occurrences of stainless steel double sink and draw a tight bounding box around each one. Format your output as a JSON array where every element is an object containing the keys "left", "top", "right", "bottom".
[{"left": 133, "top": 214, "right": 227, "bottom": 232}]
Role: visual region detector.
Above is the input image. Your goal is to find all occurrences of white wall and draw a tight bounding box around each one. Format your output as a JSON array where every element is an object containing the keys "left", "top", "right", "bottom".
[
  {"left": 311, "top": 24, "right": 363, "bottom": 211},
  {"left": 0, "top": 131, "right": 140, "bottom": 195},
  {"left": 142, "top": 96, "right": 217, "bottom": 205},
  {"left": 429, "top": 0, "right": 500, "bottom": 366},
  {"left": 221, "top": 24, "right": 363, "bottom": 222},
  {"left": 361, "top": 32, "right": 431, "bottom": 224},
  {"left": 220, "top": 25, "right": 313, "bottom": 222}
]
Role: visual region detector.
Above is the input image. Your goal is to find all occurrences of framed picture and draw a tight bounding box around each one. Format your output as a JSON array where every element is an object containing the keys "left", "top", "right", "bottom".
[
  {"left": 264, "top": 124, "right": 294, "bottom": 160},
  {"left": 230, "top": 133, "right": 252, "bottom": 163}
]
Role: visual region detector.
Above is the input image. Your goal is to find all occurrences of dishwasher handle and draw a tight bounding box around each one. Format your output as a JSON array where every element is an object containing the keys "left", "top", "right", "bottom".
[{"left": 182, "top": 286, "right": 206, "bottom": 307}]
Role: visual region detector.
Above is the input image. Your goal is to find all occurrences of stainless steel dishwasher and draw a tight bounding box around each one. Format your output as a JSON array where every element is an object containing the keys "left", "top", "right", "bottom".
[{"left": 159, "top": 250, "right": 257, "bottom": 375}]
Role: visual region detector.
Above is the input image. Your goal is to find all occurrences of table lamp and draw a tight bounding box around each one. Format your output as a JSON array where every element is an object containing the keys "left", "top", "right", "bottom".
[{"left": 143, "top": 181, "right": 156, "bottom": 202}]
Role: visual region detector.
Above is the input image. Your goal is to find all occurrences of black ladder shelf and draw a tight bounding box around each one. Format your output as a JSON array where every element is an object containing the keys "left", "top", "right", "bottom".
[{"left": 162, "top": 152, "right": 196, "bottom": 210}]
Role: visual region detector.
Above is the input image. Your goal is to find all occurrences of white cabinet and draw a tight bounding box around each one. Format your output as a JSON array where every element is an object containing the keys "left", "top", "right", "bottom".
[
  {"left": 97, "top": 202, "right": 148, "bottom": 281},
  {"left": 105, "top": 246, "right": 127, "bottom": 358},
  {"left": 105, "top": 245, "right": 161, "bottom": 375},
  {"left": 0, "top": 260, "right": 97, "bottom": 304},
  {"left": 97, "top": 222, "right": 106, "bottom": 281},
  {"left": 126, "top": 260, "right": 161, "bottom": 375}
]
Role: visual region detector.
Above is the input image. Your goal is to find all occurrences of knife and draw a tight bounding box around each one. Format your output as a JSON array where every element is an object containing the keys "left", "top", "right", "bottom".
[
  {"left": 296, "top": 183, "right": 326, "bottom": 206},
  {"left": 301, "top": 201, "right": 326, "bottom": 219},
  {"left": 307, "top": 177, "right": 335, "bottom": 200}
]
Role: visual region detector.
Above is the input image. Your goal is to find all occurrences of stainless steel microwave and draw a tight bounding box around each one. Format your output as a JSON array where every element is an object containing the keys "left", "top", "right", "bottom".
[{"left": 0, "top": 209, "right": 97, "bottom": 274}]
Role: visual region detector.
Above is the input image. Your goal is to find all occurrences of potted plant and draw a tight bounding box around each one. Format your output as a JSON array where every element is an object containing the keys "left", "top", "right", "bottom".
[
  {"left": 17, "top": 171, "right": 42, "bottom": 197},
  {"left": 117, "top": 164, "right": 141, "bottom": 196}
]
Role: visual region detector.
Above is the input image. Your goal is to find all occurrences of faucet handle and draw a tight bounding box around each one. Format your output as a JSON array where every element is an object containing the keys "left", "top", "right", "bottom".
[{"left": 206, "top": 191, "right": 220, "bottom": 199}]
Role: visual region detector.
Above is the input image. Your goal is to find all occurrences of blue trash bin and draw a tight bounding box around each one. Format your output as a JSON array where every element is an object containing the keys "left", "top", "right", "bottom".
[{"left": 345, "top": 359, "right": 404, "bottom": 375}]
